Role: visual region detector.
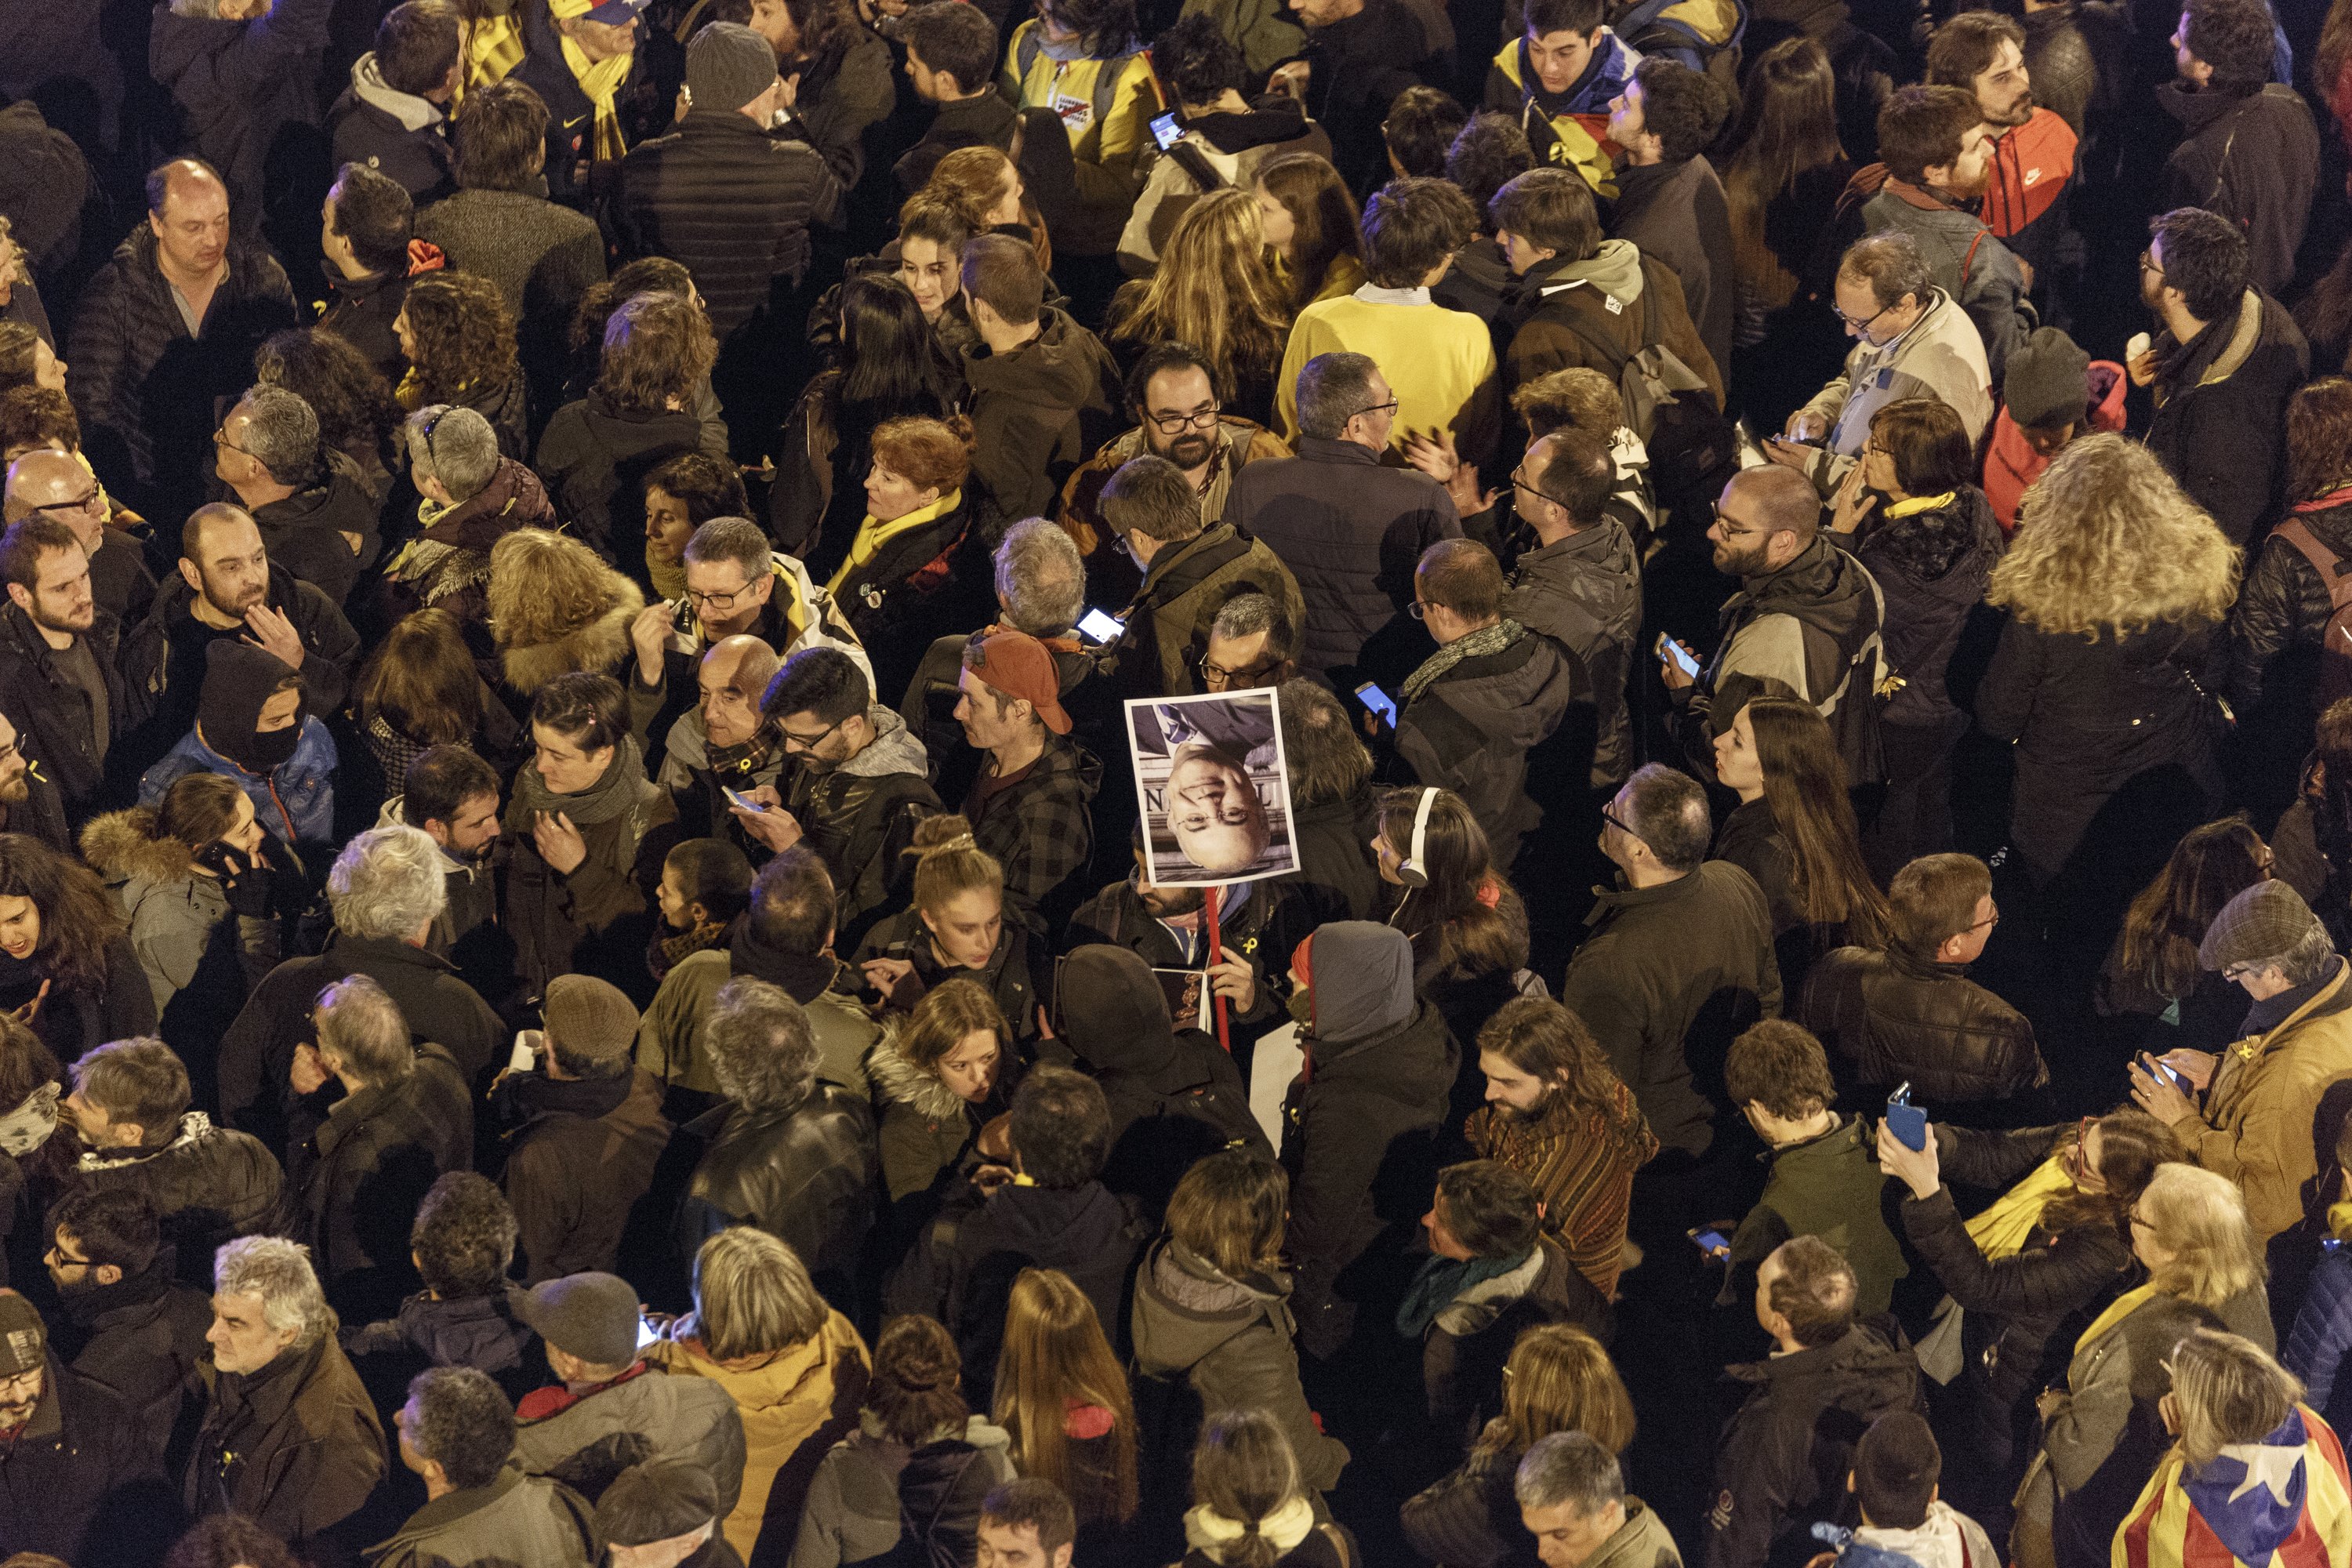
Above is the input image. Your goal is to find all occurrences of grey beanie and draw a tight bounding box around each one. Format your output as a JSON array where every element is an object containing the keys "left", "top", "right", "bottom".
[
  {"left": 2002, "top": 327, "right": 2092, "bottom": 430},
  {"left": 687, "top": 21, "right": 779, "bottom": 113}
]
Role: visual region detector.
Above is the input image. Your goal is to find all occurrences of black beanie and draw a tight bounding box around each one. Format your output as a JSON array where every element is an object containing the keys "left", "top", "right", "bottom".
[{"left": 198, "top": 641, "right": 302, "bottom": 773}]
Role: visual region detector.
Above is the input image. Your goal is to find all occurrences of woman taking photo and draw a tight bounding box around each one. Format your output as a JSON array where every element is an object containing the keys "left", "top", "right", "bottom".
[
  {"left": 1131, "top": 1149, "right": 1348, "bottom": 1512},
  {"left": 1829, "top": 397, "right": 2002, "bottom": 873},
  {"left": 789, "top": 1312, "right": 1014, "bottom": 1568},
  {"left": 354, "top": 608, "right": 521, "bottom": 790},
  {"left": 2099, "top": 818, "right": 2276, "bottom": 1058},
  {"left": 1401, "top": 1323, "right": 1635, "bottom": 1568},
  {"left": 855, "top": 816, "right": 1040, "bottom": 1040},
  {"left": 0, "top": 834, "right": 155, "bottom": 1065},
  {"left": 826, "top": 416, "right": 979, "bottom": 704},
  {"left": 2223, "top": 377, "right": 2352, "bottom": 717},
  {"left": 1710, "top": 693, "right": 1893, "bottom": 988},
  {"left": 1105, "top": 190, "right": 1292, "bottom": 428},
  {"left": 2016, "top": 1163, "right": 2272, "bottom": 1568},
  {"left": 1179, "top": 1410, "right": 1359, "bottom": 1568},
  {"left": 995, "top": 1266, "right": 1138, "bottom": 1537},
  {"left": 1976, "top": 436, "right": 2239, "bottom": 953},
  {"left": 651, "top": 1225, "right": 871, "bottom": 1564},
  {"left": 1875, "top": 1109, "right": 2181, "bottom": 1529},
  {"left": 867, "top": 976, "right": 1016, "bottom": 1227},
  {"left": 392, "top": 270, "right": 528, "bottom": 459},
  {"left": 771, "top": 274, "right": 962, "bottom": 574},
  {"left": 1252, "top": 154, "right": 1363, "bottom": 312}
]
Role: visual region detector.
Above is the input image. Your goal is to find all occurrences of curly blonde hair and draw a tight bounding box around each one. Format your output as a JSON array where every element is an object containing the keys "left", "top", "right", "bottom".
[
  {"left": 1109, "top": 190, "right": 1290, "bottom": 403},
  {"left": 1989, "top": 434, "right": 2240, "bottom": 637},
  {"left": 485, "top": 528, "right": 643, "bottom": 693}
]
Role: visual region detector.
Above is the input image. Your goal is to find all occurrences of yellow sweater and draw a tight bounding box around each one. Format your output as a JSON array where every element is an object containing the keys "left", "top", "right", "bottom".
[
  {"left": 1274, "top": 288, "right": 1499, "bottom": 456},
  {"left": 1001, "top": 21, "right": 1157, "bottom": 169}
]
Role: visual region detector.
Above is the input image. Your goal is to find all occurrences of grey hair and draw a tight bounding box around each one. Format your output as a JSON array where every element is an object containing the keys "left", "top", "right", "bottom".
[
  {"left": 214, "top": 1236, "right": 331, "bottom": 1349},
  {"left": 1621, "top": 762, "right": 1711, "bottom": 873},
  {"left": 315, "top": 973, "right": 415, "bottom": 1085},
  {"left": 684, "top": 516, "right": 774, "bottom": 583},
  {"left": 405, "top": 404, "right": 500, "bottom": 500},
  {"left": 706, "top": 977, "right": 818, "bottom": 1112},
  {"left": 1841, "top": 230, "right": 1933, "bottom": 312},
  {"left": 1296, "top": 352, "right": 1381, "bottom": 441},
  {"left": 2256, "top": 921, "right": 2339, "bottom": 988},
  {"left": 1515, "top": 1431, "right": 1624, "bottom": 1515},
  {"left": 995, "top": 518, "right": 1084, "bottom": 636},
  {"left": 328, "top": 824, "right": 452, "bottom": 941},
  {"left": 1210, "top": 591, "right": 1298, "bottom": 664},
  {"left": 237, "top": 384, "right": 321, "bottom": 487}
]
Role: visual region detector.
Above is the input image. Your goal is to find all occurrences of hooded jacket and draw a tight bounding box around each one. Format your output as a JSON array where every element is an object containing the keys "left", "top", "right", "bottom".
[
  {"left": 1396, "top": 620, "right": 1584, "bottom": 869},
  {"left": 1792, "top": 288, "right": 1992, "bottom": 492},
  {"left": 532, "top": 390, "right": 729, "bottom": 564},
  {"left": 492, "top": 548, "right": 646, "bottom": 699},
  {"left": 81, "top": 805, "right": 272, "bottom": 1038},
  {"left": 147, "top": 0, "right": 332, "bottom": 234},
  {"left": 785, "top": 706, "right": 939, "bottom": 944},
  {"left": 1283, "top": 921, "right": 1457, "bottom": 1357},
  {"left": 1055, "top": 945, "right": 1272, "bottom": 1210},
  {"left": 866, "top": 1025, "right": 998, "bottom": 1207},
  {"left": 2144, "top": 287, "right": 2310, "bottom": 548},
  {"left": 1502, "top": 241, "right": 1724, "bottom": 408},
  {"left": 328, "top": 50, "right": 455, "bottom": 203},
  {"left": 1843, "top": 170, "right": 2036, "bottom": 387},
  {"left": 247, "top": 448, "right": 383, "bottom": 608},
  {"left": 1508, "top": 517, "right": 1642, "bottom": 788},
  {"left": 139, "top": 642, "right": 336, "bottom": 848},
  {"left": 961, "top": 307, "right": 1124, "bottom": 529},
  {"left": 73, "top": 1112, "right": 283, "bottom": 1286},
  {"left": 377, "top": 456, "right": 556, "bottom": 648},
  {"left": 340, "top": 1283, "right": 543, "bottom": 1406},
  {"left": 677, "top": 1082, "right": 877, "bottom": 1309},
  {"left": 511, "top": 1359, "right": 749, "bottom": 1519},
  {"left": 790, "top": 1413, "right": 1016, "bottom": 1568},
  {"left": 2158, "top": 82, "right": 2318, "bottom": 299}
]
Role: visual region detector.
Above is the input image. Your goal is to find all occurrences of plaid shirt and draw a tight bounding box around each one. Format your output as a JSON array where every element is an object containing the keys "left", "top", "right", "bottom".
[{"left": 964, "top": 734, "right": 1102, "bottom": 935}]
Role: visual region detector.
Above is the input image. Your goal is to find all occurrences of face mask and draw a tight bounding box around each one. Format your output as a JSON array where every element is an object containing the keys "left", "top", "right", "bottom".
[
  {"left": 1286, "top": 985, "right": 1314, "bottom": 1031},
  {"left": 239, "top": 722, "right": 301, "bottom": 771}
]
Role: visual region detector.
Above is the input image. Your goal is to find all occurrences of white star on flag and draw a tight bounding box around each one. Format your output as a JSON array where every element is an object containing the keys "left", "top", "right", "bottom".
[{"left": 2222, "top": 1442, "right": 2305, "bottom": 1508}]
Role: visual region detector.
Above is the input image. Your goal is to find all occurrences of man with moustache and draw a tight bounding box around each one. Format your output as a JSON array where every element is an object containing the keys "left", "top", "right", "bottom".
[
  {"left": 1926, "top": 12, "right": 2077, "bottom": 295},
  {"left": 1841, "top": 84, "right": 2037, "bottom": 384},
  {"left": 3, "top": 448, "right": 158, "bottom": 626},
  {"left": 0, "top": 1290, "right": 167, "bottom": 1568},
  {"left": 392, "top": 744, "right": 516, "bottom": 1011},
  {"left": 645, "top": 633, "right": 784, "bottom": 850}
]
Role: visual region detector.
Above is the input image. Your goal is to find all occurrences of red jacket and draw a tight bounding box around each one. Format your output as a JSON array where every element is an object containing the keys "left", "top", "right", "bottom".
[
  {"left": 1981, "top": 359, "right": 2126, "bottom": 534},
  {"left": 1980, "top": 107, "right": 2075, "bottom": 263}
]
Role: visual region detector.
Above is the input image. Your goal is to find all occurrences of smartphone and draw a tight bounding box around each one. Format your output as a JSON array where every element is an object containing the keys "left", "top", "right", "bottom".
[
  {"left": 1077, "top": 607, "right": 1125, "bottom": 644},
  {"left": 722, "top": 786, "right": 766, "bottom": 814},
  {"left": 1689, "top": 1225, "right": 1731, "bottom": 1258},
  {"left": 508, "top": 1029, "right": 542, "bottom": 1075},
  {"left": 2140, "top": 1052, "right": 2190, "bottom": 1093},
  {"left": 1885, "top": 1081, "right": 1929, "bottom": 1152},
  {"left": 1150, "top": 110, "right": 1184, "bottom": 151},
  {"left": 1353, "top": 681, "right": 1398, "bottom": 728},
  {"left": 1655, "top": 632, "right": 1700, "bottom": 680},
  {"left": 2326, "top": 1237, "right": 2346, "bottom": 1256},
  {"left": 637, "top": 1313, "right": 662, "bottom": 1349}
]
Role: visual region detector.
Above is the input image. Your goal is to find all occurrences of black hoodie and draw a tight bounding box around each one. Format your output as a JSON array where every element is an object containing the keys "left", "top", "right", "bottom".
[{"left": 197, "top": 640, "right": 305, "bottom": 775}]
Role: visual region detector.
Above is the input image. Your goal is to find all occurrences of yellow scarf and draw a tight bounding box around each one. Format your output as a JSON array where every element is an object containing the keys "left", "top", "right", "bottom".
[
  {"left": 646, "top": 540, "right": 687, "bottom": 601},
  {"left": 561, "top": 34, "right": 635, "bottom": 164},
  {"left": 1885, "top": 490, "right": 1958, "bottom": 518},
  {"left": 465, "top": 15, "right": 524, "bottom": 89},
  {"left": 1964, "top": 1153, "right": 2077, "bottom": 1260},
  {"left": 2074, "top": 1281, "right": 2158, "bottom": 1356},
  {"left": 826, "top": 490, "right": 961, "bottom": 597}
]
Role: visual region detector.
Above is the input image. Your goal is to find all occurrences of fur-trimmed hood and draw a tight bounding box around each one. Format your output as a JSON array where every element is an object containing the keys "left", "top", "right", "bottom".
[
  {"left": 492, "top": 563, "right": 644, "bottom": 696},
  {"left": 866, "top": 1026, "right": 970, "bottom": 1121},
  {"left": 79, "top": 808, "right": 201, "bottom": 887}
]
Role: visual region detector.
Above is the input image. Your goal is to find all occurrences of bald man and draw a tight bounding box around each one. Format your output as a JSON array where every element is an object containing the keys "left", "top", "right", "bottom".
[
  {"left": 4, "top": 449, "right": 158, "bottom": 623},
  {"left": 115, "top": 503, "right": 358, "bottom": 775},
  {"left": 645, "top": 633, "right": 785, "bottom": 847},
  {"left": 66, "top": 158, "right": 298, "bottom": 520},
  {"left": 1661, "top": 466, "right": 1888, "bottom": 786}
]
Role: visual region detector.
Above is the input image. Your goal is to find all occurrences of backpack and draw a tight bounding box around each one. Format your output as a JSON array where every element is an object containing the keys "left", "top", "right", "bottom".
[
  {"left": 2268, "top": 518, "right": 2352, "bottom": 707},
  {"left": 1611, "top": 0, "right": 1748, "bottom": 93},
  {"left": 1534, "top": 263, "right": 1738, "bottom": 512}
]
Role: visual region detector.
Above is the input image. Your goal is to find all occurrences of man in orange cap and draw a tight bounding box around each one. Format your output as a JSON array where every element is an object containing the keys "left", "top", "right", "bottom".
[{"left": 953, "top": 630, "right": 1101, "bottom": 935}]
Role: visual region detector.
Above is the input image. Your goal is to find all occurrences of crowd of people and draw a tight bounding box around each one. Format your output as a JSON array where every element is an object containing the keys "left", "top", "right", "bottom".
[{"left": 4, "top": 0, "right": 2352, "bottom": 1563}]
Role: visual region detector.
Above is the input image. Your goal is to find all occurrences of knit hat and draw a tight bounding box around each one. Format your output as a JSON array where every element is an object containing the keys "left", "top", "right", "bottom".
[
  {"left": 597, "top": 1459, "right": 721, "bottom": 1546},
  {"left": 2002, "top": 328, "right": 2093, "bottom": 430},
  {"left": 0, "top": 1293, "right": 44, "bottom": 1374},
  {"left": 967, "top": 631, "right": 1072, "bottom": 734},
  {"left": 543, "top": 975, "right": 640, "bottom": 1068},
  {"left": 2199, "top": 879, "right": 2326, "bottom": 971},
  {"left": 514, "top": 1272, "right": 641, "bottom": 1367},
  {"left": 686, "top": 21, "right": 780, "bottom": 113},
  {"left": 198, "top": 641, "right": 303, "bottom": 775}
]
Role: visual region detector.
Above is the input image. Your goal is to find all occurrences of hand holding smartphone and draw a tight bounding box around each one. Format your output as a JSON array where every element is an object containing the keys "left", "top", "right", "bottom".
[
  {"left": 723, "top": 786, "right": 767, "bottom": 814},
  {"left": 1077, "top": 607, "right": 1125, "bottom": 644},
  {"left": 1689, "top": 1225, "right": 1732, "bottom": 1260},
  {"left": 1353, "top": 681, "right": 1398, "bottom": 728},
  {"left": 1655, "top": 633, "right": 1700, "bottom": 680},
  {"left": 1884, "top": 1082, "right": 1929, "bottom": 1151},
  {"left": 2139, "top": 1052, "right": 2190, "bottom": 1093}
]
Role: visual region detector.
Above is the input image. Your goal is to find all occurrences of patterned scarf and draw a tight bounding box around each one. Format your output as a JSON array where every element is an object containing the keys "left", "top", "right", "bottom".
[
  {"left": 706, "top": 720, "right": 779, "bottom": 784},
  {"left": 1401, "top": 619, "right": 1528, "bottom": 705},
  {"left": 652, "top": 919, "right": 729, "bottom": 982}
]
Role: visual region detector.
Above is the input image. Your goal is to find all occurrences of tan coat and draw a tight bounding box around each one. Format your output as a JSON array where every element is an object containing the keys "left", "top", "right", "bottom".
[{"left": 2179, "top": 961, "right": 2352, "bottom": 1240}]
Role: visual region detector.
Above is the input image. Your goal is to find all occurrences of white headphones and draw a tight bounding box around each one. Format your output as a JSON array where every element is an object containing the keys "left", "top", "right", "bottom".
[{"left": 1396, "top": 787, "right": 1439, "bottom": 888}]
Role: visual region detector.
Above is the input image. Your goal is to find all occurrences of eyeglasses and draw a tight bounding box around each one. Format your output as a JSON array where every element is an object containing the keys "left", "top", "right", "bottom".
[
  {"left": 685, "top": 581, "right": 755, "bottom": 614},
  {"left": 1348, "top": 399, "right": 1399, "bottom": 423},
  {"left": 44, "top": 1240, "right": 92, "bottom": 1269},
  {"left": 778, "top": 713, "right": 846, "bottom": 753},
  {"left": 1602, "top": 807, "right": 1642, "bottom": 840},
  {"left": 1711, "top": 505, "right": 1772, "bottom": 540},
  {"left": 2223, "top": 961, "right": 2259, "bottom": 982},
  {"left": 2139, "top": 250, "right": 2163, "bottom": 277},
  {"left": 211, "top": 426, "right": 252, "bottom": 457},
  {"left": 1833, "top": 299, "right": 1896, "bottom": 333},
  {"left": 0, "top": 1370, "right": 38, "bottom": 1400},
  {"left": 1510, "top": 467, "right": 1560, "bottom": 510},
  {"left": 1145, "top": 401, "right": 1221, "bottom": 435},
  {"left": 32, "top": 487, "right": 103, "bottom": 517},
  {"left": 1968, "top": 909, "right": 2000, "bottom": 932},
  {"left": 1197, "top": 649, "right": 1283, "bottom": 688}
]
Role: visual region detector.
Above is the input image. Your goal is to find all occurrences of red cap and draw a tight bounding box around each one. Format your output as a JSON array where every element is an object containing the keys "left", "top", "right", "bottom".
[{"left": 968, "top": 631, "right": 1072, "bottom": 735}]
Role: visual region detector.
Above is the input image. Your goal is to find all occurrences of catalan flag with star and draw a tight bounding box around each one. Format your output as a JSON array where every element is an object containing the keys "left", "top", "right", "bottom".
[{"left": 2112, "top": 1404, "right": 2352, "bottom": 1568}]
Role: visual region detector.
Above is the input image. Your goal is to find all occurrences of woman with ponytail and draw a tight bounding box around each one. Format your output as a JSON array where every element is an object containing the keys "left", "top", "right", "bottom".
[
  {"left": 1180, "top": 1410, "right": 1358, "bottom": 1568},
  {"left": 855, "top": 815, "right": 1040, "bottom": 1042}
]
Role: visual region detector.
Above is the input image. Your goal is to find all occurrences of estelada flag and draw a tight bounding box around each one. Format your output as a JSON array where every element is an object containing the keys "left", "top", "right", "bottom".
[{"left": 2114, "top": 1404, "right": 2352, "bottom": 1567}]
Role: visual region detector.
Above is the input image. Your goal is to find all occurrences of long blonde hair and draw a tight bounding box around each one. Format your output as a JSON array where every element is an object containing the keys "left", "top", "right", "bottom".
[
  {"left": 993, "top": 1269, "right": 1138, "bottom": 1524},
  {"left": 1483, "top": 1323, "right": 1637, "bottom": 1457},
  {"left": 1990, "top": 434, "right": 2241, "bottom": 637},
  {"left": 1110, "top": 190, "right": 1290, "bottom": 402},
  {"left": 2140, "top": 1163, "right": 2263, "bottom": 1309}
]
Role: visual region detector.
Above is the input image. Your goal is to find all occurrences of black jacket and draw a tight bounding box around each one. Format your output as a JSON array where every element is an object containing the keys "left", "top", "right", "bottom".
[
  {"left": 327, "top": 64, "right": 456, "bottom": 205},
  {"left": 71, "top": 1112, "right": 285, "bottom": 1287},
  {"left": 1273, "top": 786, "right": 1383, "bottom": 931},
  {"left": 341, "top": 1284, "right": 543, "bottom": 1410},
  {"left": 2021, "top": 2, "right": 2130, "bottom": 162},
  {"left": 147, "top": 0, "right": 332, "bottom": 235},
  {"left": 1400, "top": 1443, "right": 1539, "bottom": 1568},
  {"left": 2143, "top": 288, "right": 2310, "bottom": 547},
  {"left": 1559, "top": 862, "right": 1782, "bottom": 1160},
  {"left": 855, "top": 912, "right": 1043, "bottom": 1050},
  {"left": 1507, "top": 518, "right": 1642, "bottom": 789},
  {"left": 895, "top": 89, "right": 1021, "bottom": 196},
  {"left": 65, "top": 226, "right": 299, "bottom": 519},
  {"left": 314, "top": 262, "right": 416, "bottom": 383},
  {"left": 534, "top": 392, "right": 727, "bottom": 563},
  {"left": 2227, "top": 495, "right": 2352, "bottom": 710},
  {"left": 249, "top": 450, "right": 383, "bottom": 608},
  {"left": 1395, "top": 622, "right": 1584, "bottom": 871},
  {"left": 1229, "top": 436, "right": 1461, "bottom": 683},
  {"left": 1611, "top": 154, "right": 1735, "bottom": 387},
  {"left": 1294, "top": 0, "right": 1437, "bottom": 194},
  {"left": 0, "top": 600, "right": 124, "bottom": 825},
  {"left": 496, "top": 1068, "right": 673, "bottom": 1285},
  {"left": 1703, "top": 1321, "right": 1922, "bottom": 1568},
  {"left": 0, "top": 1357, "right": 172, "bottom": 1568},
  {"left": 961, "top": 308, "right": 1124, "bottom": 532},
  {"left": 619, "top": 110, "right": 844, "bottom": 343},
  {"left": 678, "top": 1085, "right": 877, "bottom": 1312},
  {"left": 2158, "top": 82, "right": 2319, "bottom": 299},
  {"left": 507, "top": 1, "right": 673, "bottom": 208},
  {"left": 52, "top": 1255, "right": 215, "bottom": 1436},
  {"left": 1799, "top": 946, "right": 2048, "bottom": 1107},
  {"left": 1843, "top": 488, "right": 1998, "bottom": 731}
]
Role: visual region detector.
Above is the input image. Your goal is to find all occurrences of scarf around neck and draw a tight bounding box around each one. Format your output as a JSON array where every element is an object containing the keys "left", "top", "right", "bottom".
[
  {"left": 561, "top": 34, "right": 634, "bottom": 164},
  {"left": 507, "top": 735, "right": 661, "bottom": 883},
  {"left": 0, "top": 1080, "right": 58, "bottom": 1158},
  {"left": 829, "top": 490, "right": 962, "bottom": 597},
  {"left": 1401, "top": 618, "right": 1526, "bottom": 705},
  {"left": 1396, "top": 1247, "right": 1533, "bottom": 1339}
]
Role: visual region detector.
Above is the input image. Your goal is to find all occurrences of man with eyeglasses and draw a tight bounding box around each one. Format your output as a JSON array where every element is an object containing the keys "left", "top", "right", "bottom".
[
  {"left": 646, "top": 635, "right": 786, "bottom": 856},
  {"left": 0, "top": 707, "right": 70, "bottom": 855},
  {"left": 0, "top": 1289, "right": 166, "bottom": 1566},
  {"left": 212, "top": 383, "right": 383, "bottom": 608},
  {"left": 728, "top": 646, "right": 938, "bottom": 946},
  {"left": 2128, "top": 877, "right": 2352, "bottom": 1244},
  {"left": 1056, "top": 343, "right": 1290, "bottom": 583},
  {"left": 43, "top": 1186, "right": 216, "bottom": 1433},
  {"left": 1093, "top": 454, "right": 1304, "bottom": 699},
  {"left": 3, "top": 447, "right": 157, "bottom": 625},
  {"left": 1197, "top": 592, "right": 1300, "bottom": 695},
  {"left": 1798, "top": 851, "right": 2048, "bottom": 1116},
  {"left": 1768, "top": 231, "right": 1991, "bottom": 496}
]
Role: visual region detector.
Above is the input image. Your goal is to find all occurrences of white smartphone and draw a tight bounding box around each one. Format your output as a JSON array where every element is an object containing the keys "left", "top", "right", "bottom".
[
  {"left": 1656, "top": 633, "right": 1701, "bottom": 679},
  {"left": 509, "top": 1029, "right": 542, "bottom": 1074},
  {"left": 1078, "top": 607, "right": 1126, "bottom": 644}
]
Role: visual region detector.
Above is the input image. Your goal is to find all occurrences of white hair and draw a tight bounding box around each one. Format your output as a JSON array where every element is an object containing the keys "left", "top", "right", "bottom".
[
  {"left": 214, "top": 1236, "right": 330, "bottom": 1348},
  {"left": 328, "top": 824, "right": 451, "bottom": 940}
]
